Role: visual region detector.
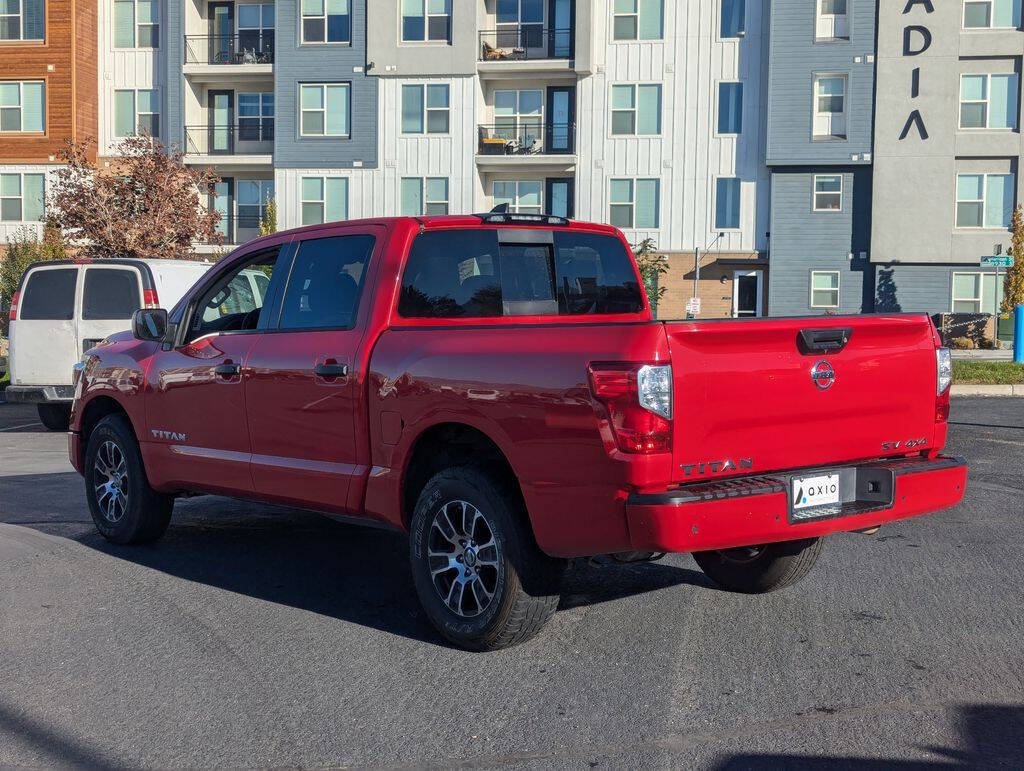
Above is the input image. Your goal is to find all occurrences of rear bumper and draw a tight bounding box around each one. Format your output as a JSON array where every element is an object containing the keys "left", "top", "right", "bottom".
[
  {"left": 5, "top": 385, "right": 75, "bottom": 404},
  {"left": 625, "top": 456, "right": 967, "bottom": 553}
]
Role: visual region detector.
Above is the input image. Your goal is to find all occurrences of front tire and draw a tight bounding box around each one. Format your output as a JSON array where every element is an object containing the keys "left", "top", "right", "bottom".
[
  {"left": 693, "top": 537, "right": 823, "bottom": 593},
  {"left": 409, "top": 467, "right": 565, "bottom": 651},
  {"left": 84, "top": 414, "right": 174, "bottom": 545},
  {"left": 37, "top": 403, "right": 71, "bottom": 431}
]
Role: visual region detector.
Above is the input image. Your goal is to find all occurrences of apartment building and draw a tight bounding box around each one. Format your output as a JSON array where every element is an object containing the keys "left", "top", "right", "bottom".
[{"left": 0, "top": 0, "right": 97, "bottom": 241}]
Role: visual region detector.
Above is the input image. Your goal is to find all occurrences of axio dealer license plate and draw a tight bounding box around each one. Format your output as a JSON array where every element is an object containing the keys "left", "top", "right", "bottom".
[{"left": 792, "top": 473, "right": 840, "bottom": 511}]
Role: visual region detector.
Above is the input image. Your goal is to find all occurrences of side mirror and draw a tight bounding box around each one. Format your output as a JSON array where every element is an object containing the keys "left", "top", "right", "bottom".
[{"left": 132, "top": 308, "right": 168, "bottom": 342}]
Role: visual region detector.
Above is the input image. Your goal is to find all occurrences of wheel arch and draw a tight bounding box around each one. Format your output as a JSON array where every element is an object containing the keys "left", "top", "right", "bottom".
[{"left": 79, "top": 394, "right": 138, "bottom": 450}]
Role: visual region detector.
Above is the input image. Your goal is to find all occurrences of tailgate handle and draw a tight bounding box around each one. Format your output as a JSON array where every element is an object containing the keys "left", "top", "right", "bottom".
[{"left": 798, "top": 328, "right": 852, "bottom": 353}]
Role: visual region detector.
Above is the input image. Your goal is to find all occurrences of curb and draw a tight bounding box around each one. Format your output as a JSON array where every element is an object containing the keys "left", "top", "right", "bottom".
[{"left": 952, "top": 384, "right": 1024, "bottom": 397}]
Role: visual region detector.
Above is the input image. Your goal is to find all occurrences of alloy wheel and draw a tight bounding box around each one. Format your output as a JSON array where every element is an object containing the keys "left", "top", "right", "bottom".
[
  {"left": 427, "top": 500, "right": 502, "bottom": 618},
  {"left": 94, "top": 440, "right": 129, "bottom": 523}
]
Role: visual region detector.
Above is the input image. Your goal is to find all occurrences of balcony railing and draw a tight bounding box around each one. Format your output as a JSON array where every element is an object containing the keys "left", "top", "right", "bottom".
[
  {"left": 477, "top": 122, "right": 575, "bottom": 156},
  {"left": 184, "top": 33, "right": 274, "bottom": 65},
  {"left": 479, "top": 27, "right": 573, "bottom": 61},
  {"left": 184, "top": 124, "right": 274, "bottom": 156}
]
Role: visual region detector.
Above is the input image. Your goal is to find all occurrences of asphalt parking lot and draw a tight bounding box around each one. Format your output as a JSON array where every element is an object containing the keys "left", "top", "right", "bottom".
[{"left": 1, "top": 398, "right": 1022, "bottom": 769}]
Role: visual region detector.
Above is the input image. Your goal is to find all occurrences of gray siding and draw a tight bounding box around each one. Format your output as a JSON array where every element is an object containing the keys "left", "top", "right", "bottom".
[
  {"left": 365, "top": 1, "right": 477, "bottom": 76},
  {"left": 768, "top": 168, "right": 874, "bottom": 315},
  {"left": 874, "top": 264, "right": 1004, "bottom": 315},
  {"left": 274, "top": 0, "right": 379, "bottom": 169},
  {"left": 765, "top": 0, "right": 875, "bottom": 165}
]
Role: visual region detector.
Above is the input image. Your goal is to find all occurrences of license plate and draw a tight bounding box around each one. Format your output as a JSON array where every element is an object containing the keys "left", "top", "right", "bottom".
[{"left": 792, "top": 473, "right": 840, "bottom": 510}]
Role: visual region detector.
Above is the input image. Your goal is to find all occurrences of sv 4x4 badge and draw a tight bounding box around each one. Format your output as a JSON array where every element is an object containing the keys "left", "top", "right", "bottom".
[{"left": 882, "top": 437, "right": 926, "bottom": 451}]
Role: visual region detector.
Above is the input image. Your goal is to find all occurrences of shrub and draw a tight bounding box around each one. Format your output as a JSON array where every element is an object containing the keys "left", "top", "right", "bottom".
[{"left": 949, "top": 337, "right": 975, "bottom": 350}]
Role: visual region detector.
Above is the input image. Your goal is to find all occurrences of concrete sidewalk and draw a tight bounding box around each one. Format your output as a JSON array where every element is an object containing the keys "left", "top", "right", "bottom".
[
  {"left": 951, "top": 348, "right": 1013, "bottom": 360},
  {"left": 951, "top": 384, "right": 1024, "bottom": 396}
]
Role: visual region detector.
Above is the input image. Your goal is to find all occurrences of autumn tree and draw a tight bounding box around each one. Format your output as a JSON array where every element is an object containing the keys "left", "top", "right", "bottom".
[
  {"left": 1000, "top": 204, "right": 1024, "bottom": 315},
  {"left": 634, "top": 238, "right": 669, "bottom": 316},
  {"left": 257, "top": 192, "right": 278, "bottom": 236},
  {"left": 47, "top": 135, "right": 223, "bottom": 260}
]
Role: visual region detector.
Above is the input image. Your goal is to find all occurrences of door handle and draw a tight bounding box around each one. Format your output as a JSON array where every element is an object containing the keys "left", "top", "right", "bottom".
[
  {"left": 313, "top": 362, "right": 348, "bottom": 378},
  {"left": 214, "top": 362, "right": 241, "bottom": 378}
]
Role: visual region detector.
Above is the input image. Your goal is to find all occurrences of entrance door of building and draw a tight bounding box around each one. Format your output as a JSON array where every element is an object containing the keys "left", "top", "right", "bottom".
[{"left": 732, "top": 270, "right": 762, "bottom": 317}]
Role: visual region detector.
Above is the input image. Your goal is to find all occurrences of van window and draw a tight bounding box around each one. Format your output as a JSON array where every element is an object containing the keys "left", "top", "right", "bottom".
[
  {"left": 397, "top": 230, "right": 644, "bottom": 318},
  {"left": 278, "top": 235, "right": 375, "bottom": 330},
  {"left": 19, "top": 269, "right": 77, "bottom": 321},
  {"left": 82, "top": 269, "right": 141, "bottom": 320}
]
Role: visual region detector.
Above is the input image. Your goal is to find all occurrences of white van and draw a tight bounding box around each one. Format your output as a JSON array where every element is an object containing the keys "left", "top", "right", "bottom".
[{"left": 7, "top": 259, "right": 215, "bottom": 430}]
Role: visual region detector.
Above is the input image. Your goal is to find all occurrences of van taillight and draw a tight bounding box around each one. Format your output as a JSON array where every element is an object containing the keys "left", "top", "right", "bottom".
[
  {"left": 8, "top": 291, "right": 18, "bottom": 321},
  {"left": 588, "top": 362, "right": 673, "bottom": 454},
  {"left": 143, "top": 288, "right": 159, "bottom": 307}
]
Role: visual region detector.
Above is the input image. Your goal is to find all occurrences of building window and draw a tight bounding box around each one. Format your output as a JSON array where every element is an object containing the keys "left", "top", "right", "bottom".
[
  {"left": 717, "top": 82, "right": 743, "bottom": 134},
  {"left": 402, "top": 0, "right": 451, "bottom": 42},
  {"left": 0, "top": 0, "right": 44, "bottom": 41},
  {"left": 959, "top": 73, "right": 1019, "bottom": 129},
  {"left": 811, "top": 271, "right": 840, "bottom": 308},
  {"left": 237, "top": 179, "right": 274, "bottom": 229},
  {"left": 114, "top": 89, "right": 158, "bottom": 137},
  {"left": 0, "top": 80, "right": 44, "bottom": 132},
  {"left": 114, "top": 0, "right": 158, "bottom": 48},
  {"left": 963, "top": 0, "right": 1022, "bottom": 29},
  {"left": 609, "top": 179, "right": 659, "bottom": 229},
  {"left": 401, "top": 177, "right": 449, "bottom": 215},
  {"left": 301, "top": 0, "right": 350, "bottom": 44},
  {"left": 0, "top": 172, "right": 44, "bottom": 221},
  {"left": 238, "top": 92, "right": 274, "bottom": 141},
  {"left": 300, "top": 83, "right": 350, "bottom": 137},
  {"left": 611, "top": 84, "right": 661, "bottom": 135},
  {"left": 715, "top": 177, "right": 741, "bottom": 229},
  {"left": 612, "top": 0, "right": 663, "bottom": 40},
  {"left": 494, "top": 89, "right": 543, "bottom": 142},
  {"left": 721, "top": 0, "right": 745, "bottom": 37},
  {"left": 238, "top": 3, "right": 275, "bottom": 52},
  {"left": 301, "top": 176, "right": 349, "bottom": 225},
  {"left": 497, "top": 0, "right": 544, "bottom": 46},
  {"left": 494, "top": 180, "right": 543, "bottom": 214},
  {"left": 813, "top": 74, "right": 847, "bottom": 139},
  {"left": 401, "top": 84, "right": 450, "bottom": 134},
  {"left": 952, "top": 272, "right": 1005, "bottom": 314},
  {"left": 815, "top": 0, "right": 849, "bottom": 40},
  {"left": 813, "top": 175, "right": 842, "bottom": 211},
  {"left": 955, "top": 173, "right": 1014, "bottom": 228}
]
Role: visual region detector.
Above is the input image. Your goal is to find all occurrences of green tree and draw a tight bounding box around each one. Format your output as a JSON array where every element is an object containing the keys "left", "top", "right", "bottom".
[
  {"left": 257, "top": 192, "right": 278, "bottom": 237},
  {"left": 633, "top": 238, "right": 669, "bottom": 316},
  {"left": 1000, "top": 204, "right": 1024, "bottom": 315},
  {"left": 1, "top": 226, "right": 67, "bottom": 311}
]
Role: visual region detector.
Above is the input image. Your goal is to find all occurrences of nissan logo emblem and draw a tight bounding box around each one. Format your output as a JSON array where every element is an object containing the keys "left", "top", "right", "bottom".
[{"left": 810, "top": 360, "right": 835, "bottom": 390}]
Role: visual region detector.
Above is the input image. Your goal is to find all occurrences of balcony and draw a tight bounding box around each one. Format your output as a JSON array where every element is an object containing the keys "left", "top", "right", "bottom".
[
  {"left": 478, "top": 27, "right": 574, "bottom": 77},
  {"left": 476, "top": 122, "right": 576, "bottom": 170},
  {"left": 183, "top": 34, "right": 274, "bottom": 79},
  {"left": 183, "top": 124, "right": 274, "bottom": 167}
]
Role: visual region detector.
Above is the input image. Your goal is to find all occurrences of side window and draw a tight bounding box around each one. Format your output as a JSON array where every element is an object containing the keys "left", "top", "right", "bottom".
[
  {"left": 82, "top": 268, "right": 141, "bottom": 320},
  {"left": 190, "top": 249, "right": 280, "bottom": 341},
  {"left": 278, "top": 234, "right": 374, "bottom": 330},
  {"left": 19, "top": 268, "right": 77, "bottom": 320},
  {"left": 553, "top": 232, "right": 645, "bottom": 314},
  {"left": 398, "top": 230, "right": 502, "bottom": 318}
]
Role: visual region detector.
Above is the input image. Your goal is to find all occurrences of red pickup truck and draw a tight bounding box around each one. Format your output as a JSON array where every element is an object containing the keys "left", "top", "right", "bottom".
[{"left": 69, "top": 214, "right": 967, "bottom": 650}]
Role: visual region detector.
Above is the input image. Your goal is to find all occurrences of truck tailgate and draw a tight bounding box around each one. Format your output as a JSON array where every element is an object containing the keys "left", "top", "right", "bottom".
[{"left": 664, "top": 314, "right": 939, "bottom": 483}]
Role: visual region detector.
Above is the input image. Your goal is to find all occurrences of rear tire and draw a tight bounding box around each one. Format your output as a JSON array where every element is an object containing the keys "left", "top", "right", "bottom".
[
  {"left": 84, "top": 414, "right": 174, "bottom": 545},
  {"left": 37, "top": 403, "right": 71, "bottom": 431},
  {"left": 409, "top": 466, "right": 566, "bottom": 651},
  {"left": 693, "top": 537, "right": 823, "bottom": 593}
]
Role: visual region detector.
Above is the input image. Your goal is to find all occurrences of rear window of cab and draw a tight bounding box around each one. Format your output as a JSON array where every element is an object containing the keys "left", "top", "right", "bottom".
[{"left": 398, "top": 229, "right": 644, "bottom": 318}]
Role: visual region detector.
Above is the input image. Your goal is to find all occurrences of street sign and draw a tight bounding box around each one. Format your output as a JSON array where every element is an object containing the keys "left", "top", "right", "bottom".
[
  {"left": 981, "top": 255, "right": 1014, "bottom": 268},
  {"left": 685, "top": 297, "right": 701, "bottom": 315}
]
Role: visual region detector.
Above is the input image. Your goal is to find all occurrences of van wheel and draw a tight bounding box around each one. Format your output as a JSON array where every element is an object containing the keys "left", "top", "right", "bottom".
[
  {"left": 84, "top": 414, "right": 174, "bottom": 545},
  {"left": 37, "top": 403, "right": 71, "bottom": 431},
  {"left": 409, "top": 467, "right": 566, "bottom": 651},
  {"left": 692, "top": 537, "right": 823, "bottom": 593}
]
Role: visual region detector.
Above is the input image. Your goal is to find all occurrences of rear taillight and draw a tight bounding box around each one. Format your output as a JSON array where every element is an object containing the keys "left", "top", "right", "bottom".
[
  {"left": 935, "top": 347, "right": 952, "bottom": 422},
  {"left": 589, "top": 362, "right": 673, "bottom": 454},
  {"left": 143, "top": 288, "right": 159, "bottom": 307},
  {"left": 8, "top": 290, "right": 19, "bottom": 321}
]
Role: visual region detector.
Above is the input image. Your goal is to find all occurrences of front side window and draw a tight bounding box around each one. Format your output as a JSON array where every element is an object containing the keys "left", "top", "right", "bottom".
[
  {"left": 402, "top": 0, "right": 451, "bottom": 42},
  {"left": 609, "top": 178, "right": 659, "bottom": 229},
  {"left": 401, "top": 177, "right": 449, "bottom": 215},
  {"left": 963, "top": 0, "right": 1022, "bottom": 28},
  {"left": 956, "top": 172, "right": 1014, "bottom": 228},
  {"left": 114, "top": 0, "right": 158, "bottom": 48},
  {"left": 82, "top": 268, "right": 141, "bottom": 320},
  {"left": 114, "top": 89, "right": 159, "bottom": 137},
  {"left": 813, "top": 175, "right": 842, "bottom": 211},
  {"left": 811, "top": 271, "right": 840, "bottom": 308},
  {"left": 20, "top": 268, "right": 77, "bottom": 320},
  {"left": 611, "top": 84, "right": 662, "bottom": 135},
  {"left": 959, "top": 73, "right": 1018, "bottom": 129},
  {"left": 0, "top": 0, "right": 44, "bottom": 41},
  {"left": 717, "top": 82, "right": 743, "bottom": 134},
  {"left": 721, "top": 0, "right": 745, "bottom": 37},
  {"left": 0, "top": 172, "right": 43, "bottom": 221},
  {"left": 952, "top": 271, "right": 1005, "bottom": 313},
  {"left": 715, "top": 177, "right": 741, "bottom": 229},
  {"left": 301, "top": 176, "right": 349, "bottom": 225},
  {"left": 612, "top": 0, "right": 663, "bottom": 40},
  {"left": 401, "top": 84, "right": 450, "bottom": 134},
  {"left": 816, "top": 0, "right": 849, "bottom": 40},
  {"left": 0, "top": 80, "right": 44, "bottom": 132},
  {"left": 493, "top": 180, "right": 542, "bottom": 214},
  {"left": 192, "top": 250, "right": 280, "bottom": 338},
  {"left": 237, "top": 179, "right": 274, "bottom": 229},
  {"left": 239, "top": 92, "right": 274, "bottom": 140},
  {"left": 813, "top": 74, "right": 847, "bottom": 139},
  {"left": 279, "top": 235, "right": 374, "bottom": 330},
  {"left": 300, "top": 83, "right": 350, "bottom": 137},
  {"left": 301, "top": 0, "right": 350, "bottom": 44}
]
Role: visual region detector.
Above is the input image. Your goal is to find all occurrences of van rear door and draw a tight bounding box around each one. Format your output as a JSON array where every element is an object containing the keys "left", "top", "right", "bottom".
[
  {"left": 78, "top": 264, "right": 145, "bottom": 355},
  {"left": 9, "top": 265, "right": 80, "bottom": 387}
]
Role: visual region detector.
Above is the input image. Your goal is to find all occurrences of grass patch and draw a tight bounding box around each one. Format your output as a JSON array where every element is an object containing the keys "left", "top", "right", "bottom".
[
  {"left": 953, "top": 360, "right": 1024, "bottom": 385},
  {"left": 0, "top": 372, "right": 8, "bottom": 392}
]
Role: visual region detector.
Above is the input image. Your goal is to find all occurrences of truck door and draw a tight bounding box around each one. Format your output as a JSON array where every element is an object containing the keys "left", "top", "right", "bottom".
[{"left": 242, "top": 228, "right": 380, "bottom": 513}]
